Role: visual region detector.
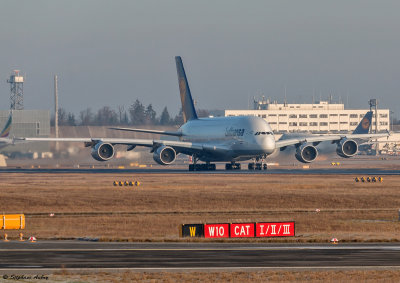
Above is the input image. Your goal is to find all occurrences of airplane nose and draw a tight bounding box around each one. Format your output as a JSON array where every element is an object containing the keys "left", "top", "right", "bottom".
[{"left": 259, "top": 136, "right": 275, "bottom": 154}]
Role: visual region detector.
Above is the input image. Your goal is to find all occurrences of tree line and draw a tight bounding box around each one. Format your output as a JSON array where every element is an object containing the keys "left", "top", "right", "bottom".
[{"left": 52, "top": 99, "right": 209, "bottom": 126}]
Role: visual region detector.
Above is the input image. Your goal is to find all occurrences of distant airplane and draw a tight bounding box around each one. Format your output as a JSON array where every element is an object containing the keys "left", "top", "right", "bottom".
[
  {"left": 0, "top": 114, "right": 13, "bottom": 150},
  {"left": 18, "top": 57, "right": 389, "bottom": 170},
  {"left": 276, "top": 111, "right": 376, "bottom": 161}
]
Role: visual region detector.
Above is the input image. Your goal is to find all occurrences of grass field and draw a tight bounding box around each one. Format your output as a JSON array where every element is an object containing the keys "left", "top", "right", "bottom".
[
  {"left": 48, "top": 269, "right": 400, "bottom": 283},
  {"left": 0, "top": 172, "right": 399, "bottom": 242}
]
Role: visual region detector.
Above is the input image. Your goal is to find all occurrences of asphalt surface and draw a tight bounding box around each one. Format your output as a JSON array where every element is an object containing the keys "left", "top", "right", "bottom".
[
  {"left": 0, "top": 167, "right": 400, "bottom": 175},
  {"left": 0, "top": 241, "right": 400, "bottom": 271}
]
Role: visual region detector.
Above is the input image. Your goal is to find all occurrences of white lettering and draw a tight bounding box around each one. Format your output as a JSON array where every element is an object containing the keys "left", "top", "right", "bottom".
[
  {"left": 246, "top": 225, "right": 250, "bottom": 235},
  {"left": 283, "top": 224, "right": 291, "bottom": 235},
  {"left": 208, "top": 226, "right": 215, "bottom": 237},
  {"left": 259, "top": 225, "right": 264, "bottom": 235},
  {"left": 219, "top": 227, "right": 224, "bottom": 236},
  {"left": 271, "top": 225, "right": 276, "bottom": 235},
  {"left": 235, "top": 226, "right": 239, "bottom": 235},
  {"left": 240, "top": 226, "right": 245, "bottom": 235}
]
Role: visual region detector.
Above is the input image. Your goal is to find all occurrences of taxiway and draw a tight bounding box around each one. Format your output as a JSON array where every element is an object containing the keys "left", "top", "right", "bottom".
[
  {"left": 0, "top": 242, "right": 400, "bottom": 272},
  {"left": 0, "top": 167, "right": 400, "bottom": 175}
]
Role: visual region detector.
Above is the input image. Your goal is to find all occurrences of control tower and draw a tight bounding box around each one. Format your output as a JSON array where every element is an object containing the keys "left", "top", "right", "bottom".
[{"left": 7, "top": 70, "right": 24, "bottom": 110}]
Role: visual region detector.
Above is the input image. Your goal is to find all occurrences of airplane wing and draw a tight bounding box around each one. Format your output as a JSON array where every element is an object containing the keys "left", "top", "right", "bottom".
[
  {"left": 108, "top": 127, "right": 183, "bottom": 137},
  {"left": 15, "top": 137, "right": 228, "bottom": 154},
  {"left": 275, "top": 133, "right": 390, "bottom": 149}
]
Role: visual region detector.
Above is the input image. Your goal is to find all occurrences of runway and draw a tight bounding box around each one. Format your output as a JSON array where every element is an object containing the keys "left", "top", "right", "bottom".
[
  {"left": 1, "top": 241, "right": 400, "bottom": 271},
  {"left": 1, "top": 167, "right": 400, "bottom": 175}
]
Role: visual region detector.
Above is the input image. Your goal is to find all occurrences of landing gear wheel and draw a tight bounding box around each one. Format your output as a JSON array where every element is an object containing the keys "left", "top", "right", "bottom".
[
  {"left": 249, "top": 162, "right": 267, "bottom": 170},
  {"left": 226, "top": 163, "right": 240, "bottom": 170},
  {"left": 189, "top": 163, "right": 216, "bottom": 171}
]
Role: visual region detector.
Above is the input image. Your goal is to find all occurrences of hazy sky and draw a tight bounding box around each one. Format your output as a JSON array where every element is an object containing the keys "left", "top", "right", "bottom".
[{"left": 0, "top": 1, "right": 399, "bottom": 117}]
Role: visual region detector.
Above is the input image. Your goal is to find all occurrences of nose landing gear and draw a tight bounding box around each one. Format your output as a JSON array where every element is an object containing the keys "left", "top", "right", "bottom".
[{"left": 248, "top": 158, "right": 267, "bottom": 170}]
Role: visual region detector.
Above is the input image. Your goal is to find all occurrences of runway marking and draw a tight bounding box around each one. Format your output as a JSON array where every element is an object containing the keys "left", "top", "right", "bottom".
[
  {"left": 1, "top": 168, "right": 400, "bottom": 176},
  {"left": 1, "top": 266, "right": 400, "bottom": 272},
  {"left": 2, "top": 266, "right": 44, "bottom": 268},
  {"left": 1, "top": 246, "right": 400, "bottom": 252}
]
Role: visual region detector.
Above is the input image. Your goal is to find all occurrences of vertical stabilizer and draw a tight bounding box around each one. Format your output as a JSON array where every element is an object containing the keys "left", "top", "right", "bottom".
[
  {"left": 352, "top": 111, "right": 373, "bottom": 134},
  {"left": 175, "top": 56, "right": 198, "bottom": 123},
  {"left": 0, "top": 114, "right": 12, "bottom": 138}
]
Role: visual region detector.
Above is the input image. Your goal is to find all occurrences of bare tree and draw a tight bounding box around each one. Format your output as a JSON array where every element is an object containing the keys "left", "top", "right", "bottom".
[
  {"left": 79, "top": 108, "right": 94, "bottom": 125},
  {"left": 67, "top": 112, "right": 76, "bottom": 126},
  {"left": 58, "top": 107, "right": 68, "bottom": 126},
  {"left": 117, "top": 105, "right": 125, "bottom": 124},
  {"left": 95, "top": 106, "right": 118, "bottom": 125}
]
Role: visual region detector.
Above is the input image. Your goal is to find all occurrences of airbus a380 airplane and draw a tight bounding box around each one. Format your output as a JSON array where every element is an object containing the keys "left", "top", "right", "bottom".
[{"left": 19, "top": 57, "right": 389, "bottom": 170}]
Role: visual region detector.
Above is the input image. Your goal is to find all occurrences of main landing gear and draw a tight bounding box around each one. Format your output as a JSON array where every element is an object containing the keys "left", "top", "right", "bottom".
[
  {"left": 225, "top": 162, "right": 241, "bottom": 170},
  {"left": 248, "top": 160, "right": 267, "bottom": 170},
  {"left": 189, "top": 163, "right": 216, "bottom": 171},
  {"left": 188, "top": 156, "right": 216, "bottom": 171}
]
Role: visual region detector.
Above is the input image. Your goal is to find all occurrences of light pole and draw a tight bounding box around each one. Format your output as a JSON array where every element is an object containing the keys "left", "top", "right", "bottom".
[
  {"left": 390, "top": 111, "right": 394, "bottom": 132},
  {"left": 369, "top": 99, "right": 378, "bottom": 155}
]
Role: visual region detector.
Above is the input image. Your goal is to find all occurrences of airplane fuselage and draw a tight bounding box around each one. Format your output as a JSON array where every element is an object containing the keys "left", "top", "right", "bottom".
[{"left": 178, "top": 116, "right": 275, "bottom": 162}]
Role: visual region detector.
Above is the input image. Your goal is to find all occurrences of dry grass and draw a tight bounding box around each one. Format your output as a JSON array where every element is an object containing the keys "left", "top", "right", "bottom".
[
  {"left": 1, "top": 173, "right": 400, "bottom": 241},
  {"left": 48, "top": 270, "right": 400, "bottom": 283}
]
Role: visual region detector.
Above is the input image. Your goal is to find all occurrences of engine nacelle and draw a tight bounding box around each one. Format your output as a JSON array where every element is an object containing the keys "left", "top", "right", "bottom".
[
  {"left": 91, "top": 142, "right": 115, "bottom": 161},
  {"left": 153, "top": 146, "right": 176, "bottom": 165},
  {"left": 295, "top": 144, "right": 318, "bottom": 163},
  {"left": 336, "top": 138, "right": 358, "bottom": 158}
]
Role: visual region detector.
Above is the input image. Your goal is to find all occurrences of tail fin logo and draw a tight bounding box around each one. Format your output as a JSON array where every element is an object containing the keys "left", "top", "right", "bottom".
[
  {"left": 0, "top": 116, "right": 12, "bottom": 138},
  {"left": 178, "top": 78, "right": 188, "bottom": 122},
  {"left": 361, "top": 117, "right": 370, "bottom": 130},
  {"left": 179, "top": 79, "right": 187, "bottom": 102}
]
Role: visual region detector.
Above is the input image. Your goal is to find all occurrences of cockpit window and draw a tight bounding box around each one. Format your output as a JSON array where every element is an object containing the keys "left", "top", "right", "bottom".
[{"left": 254, "top": 131, "right": 273, "bottom": 136}]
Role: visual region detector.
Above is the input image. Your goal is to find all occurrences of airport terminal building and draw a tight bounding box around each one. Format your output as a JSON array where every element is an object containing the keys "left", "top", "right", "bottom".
[{"left": 225, "top": 100, "right": 390, "bottom": 133}]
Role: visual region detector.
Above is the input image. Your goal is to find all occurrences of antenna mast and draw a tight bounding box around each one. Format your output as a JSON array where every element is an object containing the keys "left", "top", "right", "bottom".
[{"left": 54, "top": 75, "right": 59, "bottom": 151}]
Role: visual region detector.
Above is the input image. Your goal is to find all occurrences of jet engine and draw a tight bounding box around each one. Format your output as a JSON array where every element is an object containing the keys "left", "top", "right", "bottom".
[
  {"left": 336, "top": 138, "right": 358, "bottom": 158},
  {"left": 153, "top": 146, "right": 176, "bottom": 165},
  {"left": 91, "top": 142, "right": 115, "bottom": 161},
  {"left": 295, "top": 144, "right": 318, "bottom": 163}
]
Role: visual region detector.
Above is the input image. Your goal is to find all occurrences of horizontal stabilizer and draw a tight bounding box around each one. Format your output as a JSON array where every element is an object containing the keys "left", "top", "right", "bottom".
[{"left": 109, "top": 127, "right": 183, "bottom": 137}]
